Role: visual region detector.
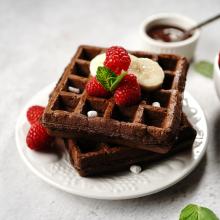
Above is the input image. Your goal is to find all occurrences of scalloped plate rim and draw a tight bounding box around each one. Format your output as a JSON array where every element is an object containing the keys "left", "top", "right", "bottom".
[{"left": 15, "top": 82, "right": 208, "bottom": 200}]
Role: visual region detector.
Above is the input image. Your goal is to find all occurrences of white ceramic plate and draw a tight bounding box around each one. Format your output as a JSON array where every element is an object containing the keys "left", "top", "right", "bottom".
[{"left": 15, "top": 83, "right": 208, "bottom": 200}]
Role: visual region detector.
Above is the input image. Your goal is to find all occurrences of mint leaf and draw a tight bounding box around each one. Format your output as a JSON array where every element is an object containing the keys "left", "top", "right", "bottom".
[
  {"left": 179, "top": 204, "right": 219, "bottom": 220},
  {"left": 111, "top": 71, "right": 127, "bottom": 91},
  {"left": 179, "top": 204, "right": 199, "bottom": 220},
  {"left": 96, "top": 66, "right": 127, "bottom": 92},
  {"left": 194, "top": 61, "right": 214, "bottom": 78},
  {"left": 96, "top": 66, "right": 117, "bottom": 91}
]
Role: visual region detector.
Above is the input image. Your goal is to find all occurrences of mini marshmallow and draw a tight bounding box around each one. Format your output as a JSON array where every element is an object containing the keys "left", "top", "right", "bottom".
[
  {"left": 87, "top": 110, "right": 98, "bottom": 117},
  {"left": 68, "top": 86, "right": 80, "bottom": 94},
  {"left": 152, "top": 102, "right": 161, "bottom": 107},
  {"left": 130, "top": 165, "right": 142, "bottom": 174}
]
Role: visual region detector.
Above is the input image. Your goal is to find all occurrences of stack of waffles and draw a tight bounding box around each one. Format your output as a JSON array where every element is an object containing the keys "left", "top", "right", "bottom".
[{"left": 41, "top": 45, "right": 196, "bottom": 177}]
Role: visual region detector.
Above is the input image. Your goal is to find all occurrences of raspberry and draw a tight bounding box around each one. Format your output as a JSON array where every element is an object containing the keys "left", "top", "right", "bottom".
[
  {"left": 120, "top": 74, "right": 138, "bottom": 85},
  {"left": 104, "top": 46, "right": 131, "bottom": 75},
  {"left": 114, "top": 74, "right": 141, "bottom": 106},
  {"left": 86, "top": 77, "right": 110, "bottom": 97},
  {"left": 27, "top": 105, "right": 45, "bottom": 125},
  {"left": 26, "top": 121, "right": 51, "bottom": 150}
]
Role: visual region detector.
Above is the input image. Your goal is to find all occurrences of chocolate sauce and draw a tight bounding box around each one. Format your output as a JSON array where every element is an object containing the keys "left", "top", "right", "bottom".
[{"left": 147, "top": 25, "right": 190, "bottom": 42}]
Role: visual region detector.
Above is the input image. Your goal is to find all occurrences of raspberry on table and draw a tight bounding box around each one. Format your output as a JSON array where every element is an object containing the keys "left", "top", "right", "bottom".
[{"left": 104, "top": 46, "right": 131, "bottom": 75}]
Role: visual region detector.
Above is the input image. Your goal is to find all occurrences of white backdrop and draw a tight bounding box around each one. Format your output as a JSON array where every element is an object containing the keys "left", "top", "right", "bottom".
[{"left": 0, "top": 0, "right": 220, "bottom": 219}]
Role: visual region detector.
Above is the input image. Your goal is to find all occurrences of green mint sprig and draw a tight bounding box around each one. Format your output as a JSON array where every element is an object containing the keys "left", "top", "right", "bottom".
[
  {"left": 194, "top": 60, "right": 214, "bottom": 78},
  {"left": 96, "top": 66, "right": 127, "bottom": 92},
  {"left": 179, "top": 204, "right": 219, "bottom": 220}
]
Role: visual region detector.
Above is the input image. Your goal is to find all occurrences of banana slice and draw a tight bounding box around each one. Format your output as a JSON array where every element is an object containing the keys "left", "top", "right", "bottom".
[
  {"left": 128, "top": 56, "right": 164, "bottom": 91},
  {"left": 89, "top": 53, "right": 106, "bottom": 77}
]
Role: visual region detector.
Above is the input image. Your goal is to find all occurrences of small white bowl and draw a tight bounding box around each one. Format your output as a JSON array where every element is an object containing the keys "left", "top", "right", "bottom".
[
  {"left": 214, "top": 53, "right": 220, "bottom": 99},
  {"left": 139, "top": 13, "right": 200, "bottom": 61}
]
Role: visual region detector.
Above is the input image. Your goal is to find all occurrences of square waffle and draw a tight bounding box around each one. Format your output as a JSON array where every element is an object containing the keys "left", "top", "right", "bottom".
[
  {"left": 42, "top": 45, "right": 189, "bottom": 153},
  {"left": 66, "top": 114, "right": 196, "bottom": 177}
]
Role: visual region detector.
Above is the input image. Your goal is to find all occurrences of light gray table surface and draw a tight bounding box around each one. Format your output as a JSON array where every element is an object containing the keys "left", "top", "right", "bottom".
[{"left": 1, "top": 0, "right": 220, "bottom": 219}]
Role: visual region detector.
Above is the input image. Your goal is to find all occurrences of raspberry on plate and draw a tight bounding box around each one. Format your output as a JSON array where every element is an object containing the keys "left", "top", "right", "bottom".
[
  {"left": 27, "top": 105, "right": 45, "bottom": 125},
  {"left": 86, "top": 77, "right": 110, "bottom": 97},
  {"left": 114, "top": 74, "right": 141, "bottom": 106},
  {"left": 26, "top": 121, "right": 51, "bottom": 150},
  {"left": 104, "top": 46, "right": 131, "bottom": 75}
]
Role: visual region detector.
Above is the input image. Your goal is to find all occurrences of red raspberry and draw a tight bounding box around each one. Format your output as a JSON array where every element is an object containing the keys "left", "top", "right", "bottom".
[
  {"left": 86, "top": 77, "right": 110, "bottom": 97},
  {"left": 120, "top": 74, "right": 138, "bottom": 85},
  {"left": 104, "top": 46, "right": 131, "bottom": 75},
  {"left": 114, "top": 74, "right": 141, "bottom": 106},
  {"left": 26, "top": 121, "right": 51, "bottom": 150},
  {"left": 27, "top": 105, "right": 45, "bottom": 125}
]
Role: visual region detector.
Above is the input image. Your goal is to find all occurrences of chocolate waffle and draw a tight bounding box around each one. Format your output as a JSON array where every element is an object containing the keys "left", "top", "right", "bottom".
[
  {"left": 66, "top": 114, "right": 196, "bottom": 177},
  {"left": 42, "top": 45, "right": 189, "bottom": 153}
]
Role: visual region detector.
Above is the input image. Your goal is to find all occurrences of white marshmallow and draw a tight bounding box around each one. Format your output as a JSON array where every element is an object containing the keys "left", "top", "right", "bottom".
[
  {"left": 68, "top": 86, "right": 80, "bottom": 94},
  {"left": 152, "top": 102, "right": 161, "bottom": 107},
  {"left": 130, "top": 165, "right": 142, "bottom": 174},
  {"left": 87, "top": 110, "right": 98, "bottom": 117}
]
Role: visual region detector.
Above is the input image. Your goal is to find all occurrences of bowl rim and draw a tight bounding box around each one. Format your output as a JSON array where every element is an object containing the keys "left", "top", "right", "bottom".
[{"left": 140, "top": 13, "right": 200, "bottom": 48}]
